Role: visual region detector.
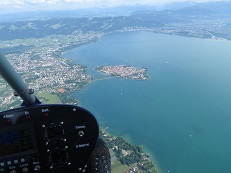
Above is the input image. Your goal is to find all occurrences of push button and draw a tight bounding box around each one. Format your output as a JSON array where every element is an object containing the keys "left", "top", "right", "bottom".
[
  {"left": 14, "top": 160, "right": 19, "bottom": 164},
  {"left": 78, "top": 131, "right": 84, "bottom": 137},
  {"left": 21, "top": 158, "right": 25, "bottom": 163}
]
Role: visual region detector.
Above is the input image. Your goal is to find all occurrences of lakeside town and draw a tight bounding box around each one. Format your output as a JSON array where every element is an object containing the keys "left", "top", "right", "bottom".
[
  {"left": 96, "top": 65, "right": 148, "bottom": 80},
  {"left": 0, "top": 33, "right": 98, "bottom": 111}
]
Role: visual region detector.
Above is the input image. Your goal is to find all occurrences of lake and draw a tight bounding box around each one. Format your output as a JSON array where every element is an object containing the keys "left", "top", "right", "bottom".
[{"left": 64, "top": 31, "right": 231, "bottom": 173}]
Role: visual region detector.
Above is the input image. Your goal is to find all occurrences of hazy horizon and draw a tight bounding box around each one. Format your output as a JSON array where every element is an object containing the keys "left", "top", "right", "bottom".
[{"left": 1, "top": 0, "right": 230, "bottom": 14}]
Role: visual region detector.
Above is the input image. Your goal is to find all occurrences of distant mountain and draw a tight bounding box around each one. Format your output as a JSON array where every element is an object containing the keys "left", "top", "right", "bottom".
[
  {"left": 199, "top": 1, "right": 231, "bottom": 15},
  {"left": 0, "top": 5, "right": 156, "bottom": 22},
  {"left": 0, "top": 12, "right": 181, "bottom": 40},
  {"left": 1, "top": 1, "right": 231, "bottom": 41},
  {"left": 159, "top": 1, "right": 198, "bottom": 10},
  {"left": 173, "top": 6, "right": 215, "bottom": 16},
  {"left": 159, "top": 0, "right": 231, "bottom": 13},
  {"left": 167, "top": 1, "right": 231, "bottom": 16},
  {"left": 1, "top": 1, "right": 231, "bottom": 22}
]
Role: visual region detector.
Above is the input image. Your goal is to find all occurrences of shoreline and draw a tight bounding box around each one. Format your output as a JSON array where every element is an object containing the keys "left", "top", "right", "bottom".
[
  {"left": 99, "top": 126, "right": 158, "bottom": 173},
  {"left": 106, "top": 127, "right": 162, "bottom": 173}
]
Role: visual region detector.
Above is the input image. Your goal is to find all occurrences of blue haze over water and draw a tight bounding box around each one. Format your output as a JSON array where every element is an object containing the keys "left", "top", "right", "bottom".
[{"left": 64, "top": 32, "right": 231, "bottom": 173}]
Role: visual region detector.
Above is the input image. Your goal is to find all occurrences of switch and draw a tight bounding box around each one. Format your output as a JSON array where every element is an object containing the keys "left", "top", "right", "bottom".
[
  {"left": 78, "top": 131, "right": 84, "bottom": 137},
  {"left": 34, "top": 165, "right": 41, "bottom": 171}
]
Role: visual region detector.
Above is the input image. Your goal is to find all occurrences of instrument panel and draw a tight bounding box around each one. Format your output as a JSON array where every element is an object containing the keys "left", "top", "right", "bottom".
[{"left": 0, "top": 104, "right": 99, "bottom": 173}]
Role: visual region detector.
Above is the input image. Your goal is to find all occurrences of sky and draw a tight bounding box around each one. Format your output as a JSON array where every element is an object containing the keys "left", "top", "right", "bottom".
[{"left": 0, "top": 0, "right": 228, "bottom": 14}]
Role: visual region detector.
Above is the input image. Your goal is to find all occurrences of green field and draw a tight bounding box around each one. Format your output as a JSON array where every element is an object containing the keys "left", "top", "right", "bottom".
[
  {"left": 37, "top": 92, "right": 61, "bottom": 104},
  {"left": 112, "top": 160, "right": 129, "bottom": 173}
]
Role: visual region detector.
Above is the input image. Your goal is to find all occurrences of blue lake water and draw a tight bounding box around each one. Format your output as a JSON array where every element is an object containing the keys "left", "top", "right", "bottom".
[{"left": 64, "top": 31, "right": 231, "bottom": 173}]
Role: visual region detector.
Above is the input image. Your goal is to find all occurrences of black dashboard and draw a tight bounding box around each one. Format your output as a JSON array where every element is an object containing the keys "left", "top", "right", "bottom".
[{"left": 0, "top": 104, "right": 99, "bottom": 173}]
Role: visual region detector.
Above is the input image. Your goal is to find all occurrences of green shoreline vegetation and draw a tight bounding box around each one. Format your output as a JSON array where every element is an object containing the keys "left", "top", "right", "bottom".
[{"left": 100, "top": 128, "right": 158, "bottom": 173}]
